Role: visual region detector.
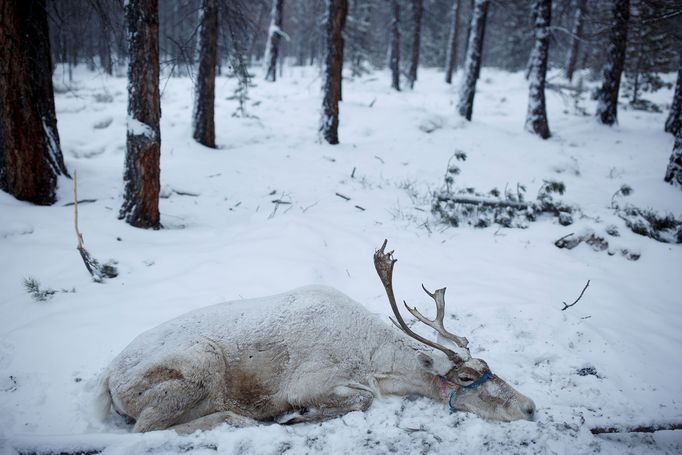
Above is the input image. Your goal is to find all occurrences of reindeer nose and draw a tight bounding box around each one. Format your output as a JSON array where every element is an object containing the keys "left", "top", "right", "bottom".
[{"left": 523, "top": 401, "right": 536, "bottom": 420}]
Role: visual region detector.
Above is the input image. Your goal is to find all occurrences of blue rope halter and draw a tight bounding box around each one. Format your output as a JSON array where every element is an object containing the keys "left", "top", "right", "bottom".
[{"left": 439, "top": 370, "right": 493, "bottom": 413}]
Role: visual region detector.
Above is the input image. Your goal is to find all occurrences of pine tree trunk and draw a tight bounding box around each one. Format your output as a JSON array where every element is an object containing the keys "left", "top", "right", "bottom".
[
  {"left": 0, "top": 0, "right": 69, "bottom": 205},
  {"left": 407, "top": 0, "right": 423, "bottom": 89},
  {"left": 444, "top": 0, "right": 461, "bottom": 84},
  {"left": 457, "top": 0, "right": 489, "bottom": 121},
  {"left": 564, "top": 0, "right": 586, "bottom": 81},
  {"left": 320, "top": 0, "right": 348, "bottom": 145},
  {"left": 665, "top": 127, "right": 682, "bottom": 188},
  {"left": 193, "top": 0, "right": 218, "bottom": 148},
  {"left": 664, "top": 53, "right": 682, "bottom": 135},
  {"left": 120, "top": 0, "right": 161, "bottom": 229},
  {"left": 596, "top": 0, "right": 629, "bottom": 126},
  {"left": 525, "top": 0, "right": 551, "bottom": 139},
  {"left": 389, "top": 0, "right": 401, "bottom": 91},
  {"left": 264, "top": 0, "right": 285, "bottom": 82}
]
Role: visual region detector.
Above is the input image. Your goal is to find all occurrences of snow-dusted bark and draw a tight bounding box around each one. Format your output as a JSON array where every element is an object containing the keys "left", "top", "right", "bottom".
[
  {"left": 389, "top": 0, "right": 401, "bottom": 91},
  {"left": 407, "top": 0, "right": 423, "bottom": 89},
  {"left": 193, "top": 0, "right": 218, "bottom": 148},
  {"left": 457, "top": 0, "right": 489, "bottom": 121},
  {"left": 564, "top": 0, "right": 586, "bottom": 82},
  {"left": 596, "top": 0, "right": 629, "bottom": 126},
  {"left": 0, "top": 0, "right": 69, "bottom": 206},
  {"left": 665, "top": 54, "right": 682, "bottom": 136},
  {"left": 264, "top": 0, "right": 285, "bottom": 82},
  {"left": 665, "top": 128, "right": 682, "bottom": 188},
  {"left": 444, "top": 0, "right": 462, "bottom": 84},
  {"left": 320, "top": 0, "right": 348, "bottom": 145},
  {"left": 525, "top": 0, "right": 551, "bottom": 139},
  {"left": 120, "top": 0, "right": 161, "bottom": 229}
]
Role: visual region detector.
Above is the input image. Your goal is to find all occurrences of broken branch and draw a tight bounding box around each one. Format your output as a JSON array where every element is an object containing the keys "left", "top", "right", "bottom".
[{"left": 591, "top": 422, "right": 682, "bottom": 434}]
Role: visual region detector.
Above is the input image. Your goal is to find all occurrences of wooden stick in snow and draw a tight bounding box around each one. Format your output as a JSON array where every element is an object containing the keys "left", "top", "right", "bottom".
[{"left": 591, "top": 422, "right": 682, "bottom": 434}]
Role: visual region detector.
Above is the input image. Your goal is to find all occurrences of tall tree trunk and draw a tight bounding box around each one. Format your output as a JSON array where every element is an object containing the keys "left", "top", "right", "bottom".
[
  {"left": 457, "top": 0, "right": 489, "bottom": 121},
  {"left": 389, "top": 0, "right": 400, "bottom": 91},
  {"left": 665, "top": 127, "right": 682, "bottom": 188},
  {"left": 320, "top": 0, "right": 348, "bottom": 145},
  {"left": 193, "top": 0, "right": 218, "bottom": 148},
  {"left": 525, "top": 0, "right": 551, "bottom": 139},
  {"left": 664, "top": 52, "right": 682, "bottom": 135},
  {"left": 120, "top": 0, "right": 161, "bottom": 229},
  {"left": 0, "top": 0, "right": 69, "bottom": 205},
  {"left": 407, "top": 0, "right": 423, "bottom": 89},
  {"left": 596, "top": 0, "right": 629, "bottom": 126},
  {"left": 444, "top": 0, "right": 461, "bottom": 84},
  {"left": 564, "top": 0, "right": 586, "bottom": 82},
  {"left": 264, "top": 0, "right": 285, "bottom": 82}
]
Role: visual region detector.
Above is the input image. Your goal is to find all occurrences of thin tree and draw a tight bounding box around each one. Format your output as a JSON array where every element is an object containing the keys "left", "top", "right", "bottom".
[
  {"left": 407, "top": 0, "right": 423, "bottom": 89},
  {"left": 120, "top": 0, "right": 161, "bottom": 229},
  {"left": 320, "top": 0, "right": 348, "bottom": 145},
  {"left": 444, "top": 0, "right": 462, "bottom": 84},
  {"left": 595, "top": 0, "right": 630, "bottom": 126},
  {"left": 457, "top": 0, "right": 489, "bottom": 121},
  {"left": 665, "top": 127, "right": 682, "bottom": 188},
  {"left": 193, "top": 0, "right": 218, "bottom": 148},
  {"left": 389, "top": 0, "right": 401, "bottom": 91},
  {"left": 525, "top": 0, "right": 551, "bottom": 139},
  {"left": 0, "top": 0, "right": 70, "bottom": 205},
  {"left": 564, "top": 0, "right": 586, "bottom": 82},
  {"left": 664, "top": 51, "right": 681, "bottom": 136},
  {"left": 264, "top": 0, "right": 285, "bottom": 82}
]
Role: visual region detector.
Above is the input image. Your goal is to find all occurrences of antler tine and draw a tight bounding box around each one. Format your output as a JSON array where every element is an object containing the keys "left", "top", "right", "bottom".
[
  {"left": 403, "top": 286, "right": 469, "bottom": 349},
  {"left": 374, "top": 240, "right": 464, "bottom": 366}
]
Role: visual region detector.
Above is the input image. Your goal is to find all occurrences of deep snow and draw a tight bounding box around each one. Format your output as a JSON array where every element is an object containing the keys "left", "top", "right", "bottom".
[{"left": 0, "top": 65, "right": 681, "bottom": 454}]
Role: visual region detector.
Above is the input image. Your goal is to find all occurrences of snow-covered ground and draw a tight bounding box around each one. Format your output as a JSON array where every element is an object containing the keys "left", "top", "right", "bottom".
[{"left": 1, "top": 65, "right": 681, "bottom": 454}]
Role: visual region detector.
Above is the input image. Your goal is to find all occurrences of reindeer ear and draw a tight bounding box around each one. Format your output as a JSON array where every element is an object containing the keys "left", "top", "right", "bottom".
[{"left": 417, "top": 352, "right": 434, "bottom": 371}]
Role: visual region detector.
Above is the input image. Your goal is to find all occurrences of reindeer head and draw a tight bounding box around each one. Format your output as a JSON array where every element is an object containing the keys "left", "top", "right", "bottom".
[{"left": 374, "top": 240, "right": 536, "bottom": 422}]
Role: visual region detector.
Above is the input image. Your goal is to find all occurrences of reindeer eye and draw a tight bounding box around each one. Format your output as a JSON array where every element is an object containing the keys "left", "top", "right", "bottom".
[{"left": 458, "top": 376, "right": 474, "bottom": 383}]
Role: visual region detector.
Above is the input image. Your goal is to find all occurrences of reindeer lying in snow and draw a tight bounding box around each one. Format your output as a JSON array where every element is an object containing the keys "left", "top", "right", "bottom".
[{"left": 96, "top": 241, "right": 535, "bottom": 432}]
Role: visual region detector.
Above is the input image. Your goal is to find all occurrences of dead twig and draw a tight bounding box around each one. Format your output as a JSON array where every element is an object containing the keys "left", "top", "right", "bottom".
[
  {"left": 562, "top": 280, "right": 590, "bottom": 311},
  {"left": 73, "top": 171, "right": 118, "bottom": 282},
  {"left": 354, "top": 205, "right": 366, "bottom": 211},
  {"left": 335, "top": 192, "right": 351, "bottom": 201}
]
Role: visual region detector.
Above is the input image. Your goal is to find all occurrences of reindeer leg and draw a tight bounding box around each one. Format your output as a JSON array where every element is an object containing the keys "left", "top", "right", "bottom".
[
  {"left": 278, "top": 386, "right": 374, "bottom": 424},
  {"left": 170, "top": 411, "right": 259, "bottom": 434}
]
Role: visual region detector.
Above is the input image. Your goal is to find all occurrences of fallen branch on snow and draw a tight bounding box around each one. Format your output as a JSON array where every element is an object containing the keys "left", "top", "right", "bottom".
[
  {"left": 561, "top": 280, "right": 590, "bottom": 311},
  {"left": 591, "top": 422, "right": 682, "bottom": 434}
]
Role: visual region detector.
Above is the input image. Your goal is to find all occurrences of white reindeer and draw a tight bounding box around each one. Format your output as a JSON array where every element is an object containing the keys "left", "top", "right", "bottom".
[{"left": 96, "top": 241, "right": 535, "bottom": 432}]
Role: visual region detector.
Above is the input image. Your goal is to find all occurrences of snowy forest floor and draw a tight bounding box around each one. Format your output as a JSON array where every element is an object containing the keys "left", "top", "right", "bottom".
[{"left": 1, "top": 66, "right": 681, "bottom": 454}]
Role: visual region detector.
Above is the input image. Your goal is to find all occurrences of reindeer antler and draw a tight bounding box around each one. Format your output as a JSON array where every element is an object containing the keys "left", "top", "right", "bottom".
[
  {"left": 404, "top": 286, "right": 469, "bottom": 349},
  {"left": 374, "top": 240, "right": 467, "bottom": 366}
]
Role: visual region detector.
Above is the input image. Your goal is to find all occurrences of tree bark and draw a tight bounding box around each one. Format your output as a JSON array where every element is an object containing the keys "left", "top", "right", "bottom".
[
  {"left": 665, "top": 125, "right": 682, "bottom": 188},
  {"left": 457, "top": 0, "right": 489, "bottom": 121},
  {"left": 264, "top": 0, "right": 285, "bottom": 82},
  {"left": 525, "top": 0, "right": 551, "bottom": 139},
  {"left": 407, "top": 0, "right": 423, "bottom": 89},
  {"left": 320, "top": 0, "right": 348, "bottom": 145},
  {"left": 389, "top": 0, "right": 401, "bottom": 91},
  {"left": 120, "top": 0, "right": 161, "bottom": 229},
  {"left": 564, "top": 0, "right": 586, "bottom": 82},
  {"left": 193, "top": 0, "right": 218, "bottom": 148},
  {"left": 664, "top": 52, "right": 682, "bottom": 135},
  {"left": 595, "top": 0, "right": 630, "bottom": 126},
  {"left": 0, "top": 0, "right": 69, "bottom": 205},
  {"left": 444, "top": 0, "right": 461, "bottom": 84}
]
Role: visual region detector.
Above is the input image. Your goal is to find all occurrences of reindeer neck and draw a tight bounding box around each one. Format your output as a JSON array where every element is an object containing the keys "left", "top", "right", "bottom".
[{"left": 370, "top": 340, "right": 450, "bottom": 400}]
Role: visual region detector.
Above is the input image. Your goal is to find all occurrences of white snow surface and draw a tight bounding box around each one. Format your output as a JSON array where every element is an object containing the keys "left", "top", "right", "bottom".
[{"left": 1, "top": 65, "right": 681, "bottom": 454}]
